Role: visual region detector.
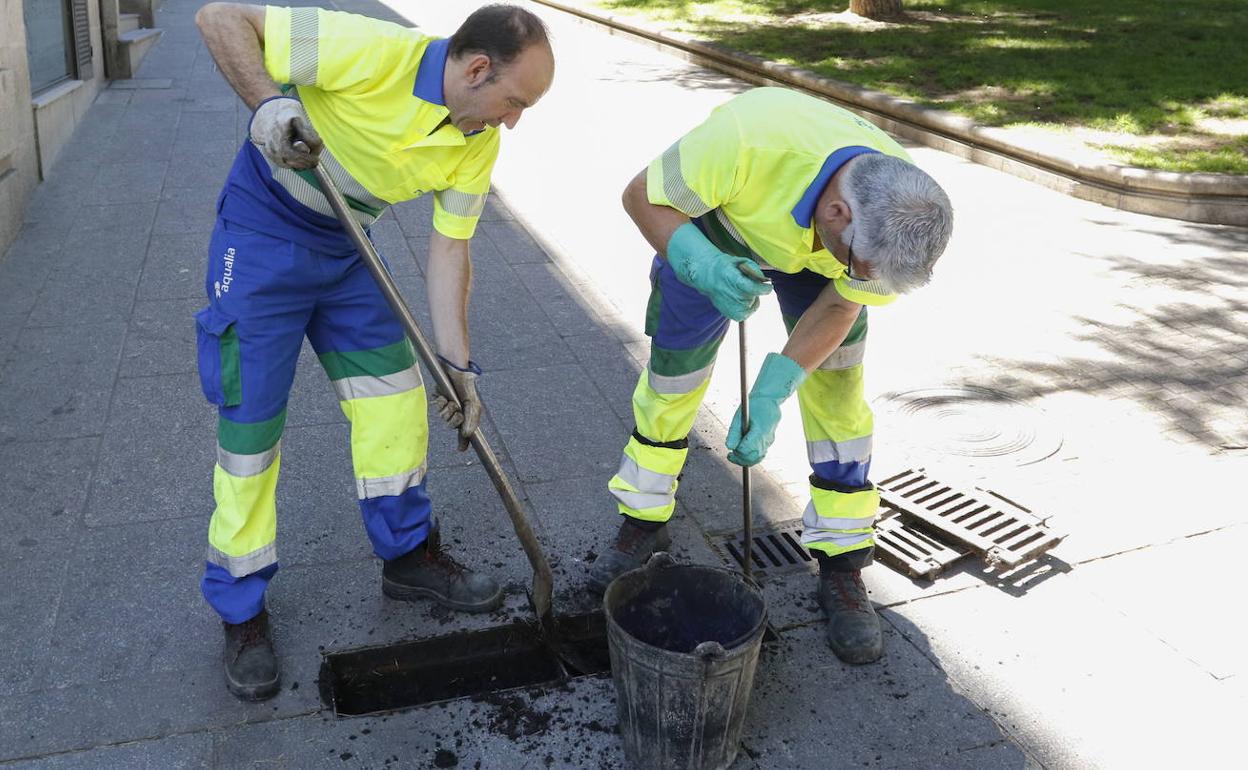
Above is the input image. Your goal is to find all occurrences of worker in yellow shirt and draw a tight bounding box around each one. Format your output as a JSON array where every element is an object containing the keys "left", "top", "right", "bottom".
[
  {"left": 193, "top": 2, "right": 554, "bottom": 700},
  {"left": 588, "top": 88, "right": 954, "bottom": 665}
]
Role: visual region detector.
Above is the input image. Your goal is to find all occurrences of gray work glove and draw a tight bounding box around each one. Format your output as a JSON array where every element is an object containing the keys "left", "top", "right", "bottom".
[
  {"left": 249, "top": 96, "right": 322, "bottom": 170},
  {"left": 432, "top": 358, "right": 483, "bottom": 452}
]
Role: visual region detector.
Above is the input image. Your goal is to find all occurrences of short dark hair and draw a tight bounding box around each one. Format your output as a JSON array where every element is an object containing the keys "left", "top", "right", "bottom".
[{"left": 449, "top": 4, "right": 550, "bottom": 68}]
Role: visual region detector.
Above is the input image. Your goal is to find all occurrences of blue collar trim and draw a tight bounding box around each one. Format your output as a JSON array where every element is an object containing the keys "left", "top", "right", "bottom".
[
  {"left": 413, "top": 38, "right": 450, "bottom": 105},
  {"left": 790, "top": 146, "right": 880, "bottom": 228}
]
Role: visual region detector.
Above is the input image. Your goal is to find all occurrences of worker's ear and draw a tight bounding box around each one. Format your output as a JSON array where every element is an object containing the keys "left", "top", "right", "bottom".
[
  {"left": 463, "top": 54, "right": 493, "bottom": 87},
  {"left": 820, "top": 195, "right": 852, "bottom": 229}
]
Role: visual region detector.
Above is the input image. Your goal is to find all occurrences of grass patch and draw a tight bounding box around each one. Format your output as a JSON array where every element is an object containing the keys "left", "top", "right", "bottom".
[{"left": 586, "top": 0, "right": 1248, "bottom": 174}]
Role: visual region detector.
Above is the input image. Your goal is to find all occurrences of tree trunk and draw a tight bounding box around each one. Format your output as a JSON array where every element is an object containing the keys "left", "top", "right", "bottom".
[{"left": 850, "top": 0, "right": 902, "bottom": 20}]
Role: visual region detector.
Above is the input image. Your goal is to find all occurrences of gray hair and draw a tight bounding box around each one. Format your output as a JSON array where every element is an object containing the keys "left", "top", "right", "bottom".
[{"left": 839, "top": 154, "right": 953, "bottom": 294}]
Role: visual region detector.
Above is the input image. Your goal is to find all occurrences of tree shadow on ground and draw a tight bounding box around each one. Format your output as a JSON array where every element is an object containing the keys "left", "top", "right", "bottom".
[{"left": 968, "top": 237, "right": 1248, "bottom": 450}]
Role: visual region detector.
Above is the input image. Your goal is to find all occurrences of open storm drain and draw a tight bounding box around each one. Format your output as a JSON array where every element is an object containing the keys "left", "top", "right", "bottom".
[
  {"left": 874, "top": 386, "right": 1062, "bottom": 467},
  {"left": 319, "top": 612, "right": 611, "bottom": 718},
  {"left": 709, "top": 521, "right": 814, "bottom": 578}
]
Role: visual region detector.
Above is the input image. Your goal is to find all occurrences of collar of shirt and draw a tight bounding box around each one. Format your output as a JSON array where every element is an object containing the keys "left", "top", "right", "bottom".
[
  {"left": 406, "top": 37, "right": 485, "bottom": 149},
  {"left": 790, "top": 145, "right": 880, "bottom": 249}
]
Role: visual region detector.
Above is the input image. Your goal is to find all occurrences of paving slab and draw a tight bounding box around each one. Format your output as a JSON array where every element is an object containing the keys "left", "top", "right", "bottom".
[
  {"left": 2, "top": 732, "right": 214, "bottom": 770},
  {"left": 0, "top": 663, "right": 296, "bottom": 762},
  {"left": 90, "top": 160, "right": 169, "bottom": 205},
  {"left": 84, "top": 372, "right": 214, "bottom": 526},
  {"left": 881, "top": 574, "right": 1245, "bottom": 768},
  {"left": 391, "top": 195, "right": 435, "bottom": 240},
  {"left": 167, "top": 140, "right": 237, "bottom": 188},
  {"left": 562, "top": 328, "right": 646, "bottom": 425},
  {"left": 138, "top": 231, "right": 207, "bottom": 300},
  {"left": 27, "top": 229, "right": 148, "bottom": 327},
  {"left": 743, "top": 623, "right": 1022, "bottom": 768},
  {"left": 284, "top": 342, "right": 354, "bottom": 428},
  {"left": 0, "top": 236, "right": 59, "bottom": 318},
  {"left": 66, "top": 201, "right": 158, "bottom": 236},
  {"left": 0, "top": 312, "right": 24, "bottom": 367},
  {"left": 482, "top": 363, "right": 625, "bottom": 485},
  {"left": 466, "top": 241, "right": 580, "bottom": 373},
  {"left": 34, "top": 533, "right": 217, "bottom": 691},
  {"left": 477, "top": 219, "right": 553, "bottom": 265},
  {"left": 0, "top": 545, "right": 72, "bottom": 698},
  {"left": 153, "top": 184, "right": 222, "bottom": 235},
  {"left": 175, "top": 108, "right": 237, "bottom": 144},
  {"left": 1070, "top": 523, "right": 1248, "bottom": 681},
  {"left": 122, "top": 297, "right": 202, "bottom": 377},
  {"left": 0, "top": 436, "right": 99, "bottom": 556},
  {"left": 0, "top": 322, "right": 124, "bottom": 443}
]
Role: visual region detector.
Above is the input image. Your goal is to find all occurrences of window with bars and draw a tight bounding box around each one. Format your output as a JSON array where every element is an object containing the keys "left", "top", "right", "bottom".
[{"left": 23, "top": 0, "right": 92, "bottom": 94}]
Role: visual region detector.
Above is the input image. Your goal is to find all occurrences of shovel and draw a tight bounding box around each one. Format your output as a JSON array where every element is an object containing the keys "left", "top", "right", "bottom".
[{"left": 303, "top": 159, "right": 571, "bottom": 655}]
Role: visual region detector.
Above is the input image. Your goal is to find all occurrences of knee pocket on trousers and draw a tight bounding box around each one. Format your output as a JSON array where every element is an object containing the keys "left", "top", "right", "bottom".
[{"left": 196, "top": 307, "right": 242, "bottom": 407}]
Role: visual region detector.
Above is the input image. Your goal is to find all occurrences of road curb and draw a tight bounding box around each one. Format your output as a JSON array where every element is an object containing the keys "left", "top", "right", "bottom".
[{"left": 533, "top": 0, "right": 1248, "bottom": 227}]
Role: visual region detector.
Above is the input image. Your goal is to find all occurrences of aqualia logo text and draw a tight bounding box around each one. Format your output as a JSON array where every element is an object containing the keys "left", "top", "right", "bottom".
[{"left": 214, "top": 246, "right": 237, "bottom": 298}]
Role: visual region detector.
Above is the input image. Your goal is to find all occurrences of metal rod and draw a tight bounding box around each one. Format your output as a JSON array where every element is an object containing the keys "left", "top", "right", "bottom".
[
  {"left": 308, "top": 162, "right": 555, "bottom": 624},
  {"left": 738, "top": 318, "right": 753, "bottom": 580}
]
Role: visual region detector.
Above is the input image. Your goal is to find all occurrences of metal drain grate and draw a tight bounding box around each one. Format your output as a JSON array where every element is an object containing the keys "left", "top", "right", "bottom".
[
  {"left": 874, "top": 515, "right": 970, "bottom": 579},
  {"left": 710, "top": 520, "right": 814, "bottom": 577},
  {"left": 877, "top": 468, "right": 1065, "bottom": 568},
  {"left": 709, "top": 469, "right": 1063, "bottom": 580}
]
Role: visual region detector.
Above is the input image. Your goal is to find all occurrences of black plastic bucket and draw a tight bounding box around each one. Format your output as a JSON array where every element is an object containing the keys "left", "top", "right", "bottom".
[{"left": 604, "top": 553, "right": 768, "bottom": 770}]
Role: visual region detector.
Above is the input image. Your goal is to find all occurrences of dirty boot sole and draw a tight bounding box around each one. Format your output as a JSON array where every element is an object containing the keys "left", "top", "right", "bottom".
[
  {"left": 382, "top": 579, "right": 504, "bottom": 614},
  {"left": 225, "top": 669, "right": 280, "bottom": 702}
]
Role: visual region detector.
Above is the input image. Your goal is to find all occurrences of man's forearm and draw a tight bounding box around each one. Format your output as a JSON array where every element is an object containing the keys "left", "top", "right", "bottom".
[
  {"left": 196, "top": 2, "right": 280, "bottom": 109},
  {"left": 782, "top": 284, "right": 862, "bottom": 372},
  {"left": 426, "top": 231, "right": 473, "bottom": 368}
]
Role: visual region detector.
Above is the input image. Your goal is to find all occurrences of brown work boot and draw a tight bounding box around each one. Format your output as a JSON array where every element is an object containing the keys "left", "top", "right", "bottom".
[
  {"left": 586, "top": 517, "right": 672, "bottom": 594},
  {"left": 382, "top": 526, "right": 503, "bottom": 613},
  {"left": 223, "top": 609, "right": 280, "bottom": 701},
  {"left": 816, "top": 549, "right": 884, "bottom": 664}
]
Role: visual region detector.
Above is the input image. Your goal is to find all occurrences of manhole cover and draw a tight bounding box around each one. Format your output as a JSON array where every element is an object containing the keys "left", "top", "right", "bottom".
[{"left": 873, "top": 386, "right": 1061, "bottom": 467}]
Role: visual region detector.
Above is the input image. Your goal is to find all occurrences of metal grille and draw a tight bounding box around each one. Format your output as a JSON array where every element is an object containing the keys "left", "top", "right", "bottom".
[
  {"left": 874, "top": 514, "right": 969, "bottom": 579},
  {"left": 710, "top": 520, "right": 814, "bottom": 577},
  {"left": 71, "top": 0, "right": 93, "bottom": 80},
  {"left": 877, "top": 469, "right": 1065, "bottom": 568}
]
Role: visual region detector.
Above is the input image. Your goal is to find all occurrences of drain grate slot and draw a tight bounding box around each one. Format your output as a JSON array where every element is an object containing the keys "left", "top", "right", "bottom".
[
  {"left": 319, "top": 612, "right": 610, "bottom": 718},
  {"left": 875, "top": 513, "right": 970, "bottom": 579},
  {"left": 710, "top": 520, "right": 812, "bottom": 577},
  {"left": 877, "top": 469, "right": 1065, "bottom": 568}
]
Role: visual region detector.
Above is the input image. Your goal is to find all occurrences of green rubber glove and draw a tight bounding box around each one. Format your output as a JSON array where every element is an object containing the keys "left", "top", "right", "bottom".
[
  {"left": 726, "top": 352, "right": 807, "bottom": 467},
  {"left": 666, "top": 223, "right": 772, "bottom": 321}
]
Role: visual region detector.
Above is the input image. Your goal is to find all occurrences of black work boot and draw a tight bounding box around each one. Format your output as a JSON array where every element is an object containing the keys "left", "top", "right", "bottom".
[
  {"left": 815, "top": 548, "right": 884, "bottom": 664},
  {"left": 382, "top": 526, "right": 503, "bottom": 613},
  {"left": 223, "top": 609, "right": 280, "bottom": 701},
  {"left": 587, "top": 517, "right": 672, "bottom": 594}
]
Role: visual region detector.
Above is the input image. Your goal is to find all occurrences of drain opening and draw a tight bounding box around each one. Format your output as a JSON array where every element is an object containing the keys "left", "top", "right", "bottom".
[
  {"left": 319, "top": 612, "right": 610, "bottom": 718},
  {"left": 710, "top": 520, "right": 813, "bottom": 578}
]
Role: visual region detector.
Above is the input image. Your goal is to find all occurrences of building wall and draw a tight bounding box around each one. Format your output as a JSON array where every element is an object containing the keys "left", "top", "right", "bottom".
[
  {"left": 0, "top": 0, "right": 41, "bottom": 256},
  {"left": 0, "top": 0, "right": 109, "bottom": 258}
]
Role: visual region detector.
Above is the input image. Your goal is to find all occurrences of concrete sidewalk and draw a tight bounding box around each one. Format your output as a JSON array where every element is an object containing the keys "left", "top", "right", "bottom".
[{"left": 1, "top": 0, "right": 1244, "bottom": 768}]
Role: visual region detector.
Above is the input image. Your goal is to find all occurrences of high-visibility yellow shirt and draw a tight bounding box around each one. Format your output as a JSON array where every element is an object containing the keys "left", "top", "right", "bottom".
[
  {"left": 647, "top": 87, "right": 911, "bottom": 306},
  {"left": 262, "top": 6, "right": 498, "bottom": 240}
]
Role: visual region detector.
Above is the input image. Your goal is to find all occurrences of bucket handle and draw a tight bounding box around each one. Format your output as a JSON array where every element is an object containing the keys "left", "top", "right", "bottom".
[
  {"left": 693, "top": 641, "right": 727, "bottom": 661},
  {"left": 644, "top": 551, "right": 677, "bottom": 570}
]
